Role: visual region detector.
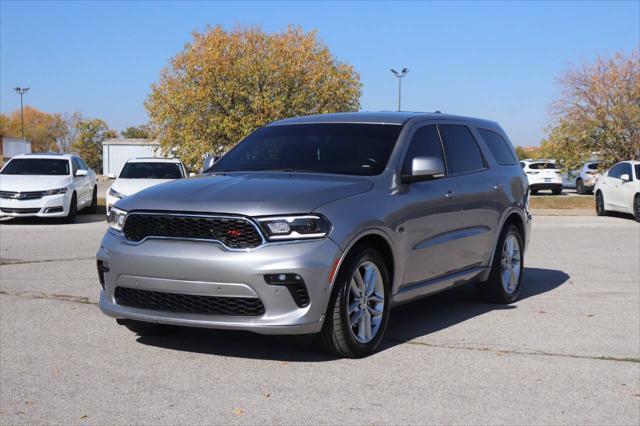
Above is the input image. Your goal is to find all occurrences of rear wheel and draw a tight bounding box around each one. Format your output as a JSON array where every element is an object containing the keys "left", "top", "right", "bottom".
[
  {"left": 633, "top": 194, "right": 640, "bottom": 223},
  {"left": 320, "top": 246, "right": 390, "bottom": 358},
  {"left": 477, "top": 224, "right": 524, "bottom": 304},
  {"left": 576, "top": 179, "right": 587, "bottom": 195},
  {"left": 64, "top": 192, "right": 77, "bottom": 223},
  {"left": 552, "top": 187, "right": 562, "bottom": 195},
  {"left": 117, "top": 319, "right": 178, "bottom": 336},
  {"left": 595, "top": 191, "right": 608, "bottom": 216},
  {"left": 530, "top": 189, "right": 538, "bottom": 195}
]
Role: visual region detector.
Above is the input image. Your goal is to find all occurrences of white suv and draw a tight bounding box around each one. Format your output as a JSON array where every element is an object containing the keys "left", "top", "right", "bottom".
[
  {"left": 0, "top": 153, "right": 97, "bottom": 222},
  {"left": 563, "top": 161, "right": 600, "bottom": 194},
  {"left": 520, "top": 159, "right": 563, "bottom": 195},
  {"left": 106, "top": 157, "right": 186, "bottom": 214}
]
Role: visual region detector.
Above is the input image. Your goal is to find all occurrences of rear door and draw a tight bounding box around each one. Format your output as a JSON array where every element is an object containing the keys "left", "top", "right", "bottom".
[{"left": 438, "top": 124, "right": 499, "bottom": 269}]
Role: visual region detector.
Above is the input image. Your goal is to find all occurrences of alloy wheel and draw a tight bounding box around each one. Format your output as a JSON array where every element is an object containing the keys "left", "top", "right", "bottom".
[
  {"left": 500, "top": 233, "right": 521, "bottom": 294},
  {"left": 347, "top": 261, "right": 385, "bottom": 343}
]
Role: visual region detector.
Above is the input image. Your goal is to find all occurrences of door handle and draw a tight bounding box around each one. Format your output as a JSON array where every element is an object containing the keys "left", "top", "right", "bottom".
[{"left": 445, "top": 190, "right": 456, "bottom": 199}]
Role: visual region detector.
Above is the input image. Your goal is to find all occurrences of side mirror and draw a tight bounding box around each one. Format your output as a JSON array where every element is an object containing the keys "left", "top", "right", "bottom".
[
  {"left": 107, "top": 173, "right": 116, "bottom": 179},
  {"left": 401, "top": 157, "right": 446, "bottom": 183},
  {"left": 75, "top": 169, "right": 88, "bottom": 177},
  {"left": 620, "top": 173, "right": 631, "bottom": 182}
]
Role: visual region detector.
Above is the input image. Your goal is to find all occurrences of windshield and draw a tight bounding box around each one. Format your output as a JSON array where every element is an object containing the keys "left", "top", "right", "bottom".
[
  {"left": 529, "top": 162, "right": 558, "bottom": 170},
  {"left": 1, "top": 158, "right": 70, "bottom": 176},
  {"left": 119, "top": 162, "right": 184, "bottom": 179},
  {"left": 210, "top": 123, "right": 403, "bottom": 176}
]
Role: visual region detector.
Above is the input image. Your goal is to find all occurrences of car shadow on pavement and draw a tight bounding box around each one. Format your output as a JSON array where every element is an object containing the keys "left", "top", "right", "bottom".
[
  {"left": 136, "top": 267, "right": 569, "bottom": 362},
  {"left": 0, "top": 210, "right": 106, "bottom": 225}
]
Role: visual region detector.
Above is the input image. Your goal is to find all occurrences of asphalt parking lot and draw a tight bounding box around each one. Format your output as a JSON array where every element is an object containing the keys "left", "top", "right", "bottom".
[{"left": 0, "top": 214, "right": 638, "bottom": 424}]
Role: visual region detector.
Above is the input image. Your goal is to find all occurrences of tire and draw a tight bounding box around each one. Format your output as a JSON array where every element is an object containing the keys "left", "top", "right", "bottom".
[
  {"left": 64, "top": 192, "right": 78, "bottom": 223},
  {"left": 634, "top": 194, "right": 640, "bottom": 223},
  {"left": 477, "top": 224, "right": 524, "bottom": 304},
  {"left": 552, "top": 188, "right": 562, "bottom": 195},
  {"left": 116, "top": 319, "right": 178, "bottom": 336},
  {"left": 576, "top": 179, "right": 586, "bottom": 195},
  {"left": 86, "top": 186, "right": 98, "bottom": 214},
  {"left": 595, "top": 191, "right": 608, "bottom": 216},
  {"left": 530, "top": 189, "right": 538, "bottom": 195},
  {"left": 320, "top": 246, "right": 391, "bottom": 358}
]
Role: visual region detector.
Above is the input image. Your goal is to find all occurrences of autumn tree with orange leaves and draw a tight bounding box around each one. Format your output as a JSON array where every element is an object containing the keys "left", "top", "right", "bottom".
[
  {"left": 145, "top": 26, "right": 362, "bottom": 168},
  {"left": 541, "top": 49, "right": 640, "bottom": 170}
]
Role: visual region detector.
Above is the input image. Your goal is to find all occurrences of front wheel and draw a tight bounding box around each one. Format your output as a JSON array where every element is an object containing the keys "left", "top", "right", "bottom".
[
  {"left": 477, "top": 224, "right": 524, "bottom": 304},
  {"left": 595, "top": 191, "right": 608, "bottom": 216},
  {"left": 576, "top": 179, "right": 586, "bottom": 195},
  {"left": 320, "top": 246, "right": 390, "bottom": 358},
  {"left": 86, "top": 186, "right": 98, "bottom": 214},
  {"left": 64, "top": 192, "right": 77, "bottom": 223},
  {"left": 633, "top": 194, "right": 640, "bottom": 223}
]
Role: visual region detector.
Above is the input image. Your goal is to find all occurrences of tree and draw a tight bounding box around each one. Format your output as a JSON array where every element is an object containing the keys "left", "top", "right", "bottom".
[
  {"left": 541, "top": 49, "right": 640, "bottom": 171},
  {"left": 145, "top": 25, "right": 362, "bottom": 167},
  {"left": 1, "top": 106, "right": 65, "bottom": 152},
  {"left": 514, "top": 146, "right": 542, "bottom": 160},
  {"left": 58, "top": 112, "right": 83, "bottom": 153},
  {"left": 121, "top": 125, "right": 150, "bottom": 139},
  {"left": 70, "top": 119, "right": 117, "bottom": 172}
]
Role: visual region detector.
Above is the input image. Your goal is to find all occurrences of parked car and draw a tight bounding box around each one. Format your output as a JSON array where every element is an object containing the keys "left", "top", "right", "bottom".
[
  {"left": 0, "top": 153, "right": 97, "bottom": 222},
  {"left": 520, "top": 159, "right": 563, "bottom": 195},
  {"left": 106, "top": 158, "right": 187, "bottom": 214},
  {"left": 97, "top": 112, "right": 531, "bottom": 358},
  {"left": 563, "top": 161, "right": 600, "bottom": 194},
  {"left": 594, "top": 160, "right": 640, "bottom": 222}
]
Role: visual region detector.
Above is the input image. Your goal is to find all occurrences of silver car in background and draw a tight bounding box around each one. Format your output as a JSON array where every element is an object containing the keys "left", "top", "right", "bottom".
[{"left": 97, "top": 112, "right": 531, "bottom": 357}]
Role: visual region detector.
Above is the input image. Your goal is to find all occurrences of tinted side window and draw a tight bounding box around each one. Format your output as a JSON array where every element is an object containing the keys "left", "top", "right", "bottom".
[
  {"left": 621, "top": 163, "right": 632, "bottom": 179},
  {"left": 401, "top": 125, "right": 445, "bottom": 175},
  {"left": 438, "top": 125, "right": 485, "bottom": 175},
  {"left": 608, "top": 163, "right": 624, "bottom": 178},
  {"left": 71, "top": 158, "right": 79, "bottom": 175},
  {"left": 478, "top": 129, "right": 517, "bottom": 165}
]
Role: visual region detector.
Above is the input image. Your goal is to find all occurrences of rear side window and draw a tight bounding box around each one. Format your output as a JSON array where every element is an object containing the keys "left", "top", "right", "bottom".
[
  {"left": 587, "top": 162, "right": 599, "bottom": 170},
  {"left": 401, "top": 125, "right": 446, "bottom": 175},
  {"left": 438, "top": 125, "right": 485, "bottom": 175},
  {"left": 478, "top": 129, "right": 517, "bottom": 165},
  {"left": 529, "top": 162, "right": 557, "bottom": 170}
]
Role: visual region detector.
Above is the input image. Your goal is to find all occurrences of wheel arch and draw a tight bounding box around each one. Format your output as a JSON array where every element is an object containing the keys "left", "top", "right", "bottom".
[{"left": 481, "top": 210, "right": 528, "bottom": 282}]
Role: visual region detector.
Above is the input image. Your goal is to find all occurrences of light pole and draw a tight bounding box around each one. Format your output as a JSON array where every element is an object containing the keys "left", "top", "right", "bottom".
[
  {"left": 14, "top": 87, "right": 30, "bottom": 139},
  {"left": 390, "top": 68, "right": 408, "bottom": 111}
]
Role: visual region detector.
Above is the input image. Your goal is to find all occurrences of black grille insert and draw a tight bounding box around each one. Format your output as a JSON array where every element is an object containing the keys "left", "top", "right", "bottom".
[
  {"left": 114, "top": 287, "right": 265, "bottom": 316},
  {"left": 0, "top": 207, "right": 41, "bottom": 214},
  {"left": 122, "top": 213, "right": 263, "bottom": 249}
]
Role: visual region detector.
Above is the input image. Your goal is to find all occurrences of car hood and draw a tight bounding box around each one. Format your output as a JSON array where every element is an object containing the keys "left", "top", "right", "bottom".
[
  {"left": 0, "top": 174, "right": 72, "bottom": 191},
  {"left": 115, "top": 172, "right": 373, "bottom": 216},
  {"left": 111, "top": 178, "right": 176, "bottom": 197}
]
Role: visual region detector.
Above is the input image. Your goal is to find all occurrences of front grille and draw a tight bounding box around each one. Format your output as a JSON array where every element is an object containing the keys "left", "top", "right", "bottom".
[
  {"left": 0, "top": 190, "right": 46, "bottom": 200},
  {"left": 0, "top": 207, "right": 41, "bottom": 214},
  {"left": 114, "top": 287, "right": 265, "bottom": 316},
  {"left": 122, "top": 213, "right": 264, "bottom": 249}
]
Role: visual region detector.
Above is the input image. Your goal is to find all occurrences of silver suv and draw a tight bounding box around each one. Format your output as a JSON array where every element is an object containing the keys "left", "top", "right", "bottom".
[{"left": 97, "top": 112, "right": 531, "bottom": 357}]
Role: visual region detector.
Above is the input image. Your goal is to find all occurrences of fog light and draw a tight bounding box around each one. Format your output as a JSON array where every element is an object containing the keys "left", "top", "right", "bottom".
[
  {"left": 264, "top": 274, "right": 309, "bottom": 307},
  {"left": 97, "top": 260, "right": 110, "bottom": 290}
]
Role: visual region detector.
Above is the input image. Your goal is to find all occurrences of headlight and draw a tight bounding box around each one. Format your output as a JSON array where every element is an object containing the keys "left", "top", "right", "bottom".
[
  {"left": 108, "top": 188, "right": 125, "bottom": 199},
  {"left": 44, "top": 187, "right": 67, "bottom": 196},
  {"left": 107, "top": 207, "right": 127, "bottom": 232},
  {"left": 257, "top": 215, "right": 331, "bottom": 241}
]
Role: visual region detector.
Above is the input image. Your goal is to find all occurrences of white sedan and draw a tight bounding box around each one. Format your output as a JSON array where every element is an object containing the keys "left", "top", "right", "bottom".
[
  {"left": 0, "top": 153, "right": 97, "bottom": 222},
  {"left": 106, "top": 158, "right": 187, "bottom": 213},
  {"left": 594, "top": 160, "right": 640, "bottom": 222}
]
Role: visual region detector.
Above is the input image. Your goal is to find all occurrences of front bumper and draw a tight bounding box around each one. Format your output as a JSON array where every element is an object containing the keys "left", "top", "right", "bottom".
[
  {"left": 0, "top": 193, "right": 70, "bottom": 218},
  {"left": 97, "top": 231, "right": 343, "bottom": 335}
]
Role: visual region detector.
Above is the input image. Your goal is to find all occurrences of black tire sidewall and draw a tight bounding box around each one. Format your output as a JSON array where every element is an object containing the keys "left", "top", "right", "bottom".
[
  {"left": 66, "top": 193, "right": 77, "bottom": 222},
  {"left": 336, "top": 248, "right": 391, "bottom": 356},
  {"left": 489, "top": 224, "right": 524, "bottom": 303},
  {"left": 596, "top": 192, "right": 606, "bottom": 216}
]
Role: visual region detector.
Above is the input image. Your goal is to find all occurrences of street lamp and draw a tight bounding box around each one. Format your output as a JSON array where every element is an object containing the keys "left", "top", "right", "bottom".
[
  {"left": 14, "top": 87, "right": 30, "bottom": 139},
  {"left": 390, "top": 68, "right": 408, "bottom": 112}
]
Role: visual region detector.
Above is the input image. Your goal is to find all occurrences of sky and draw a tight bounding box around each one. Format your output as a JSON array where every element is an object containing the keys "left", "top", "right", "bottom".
[{"left": 1, "top": 1, "right": 638, "bottom": 147}]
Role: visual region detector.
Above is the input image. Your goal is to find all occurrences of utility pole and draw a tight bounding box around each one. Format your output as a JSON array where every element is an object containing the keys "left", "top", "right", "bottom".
[
  {"left": 13, "top": 87, "right": 30, "bottom": 139},
  {"left": 390, "top": 68, "right": 408, "bottom": 112}
]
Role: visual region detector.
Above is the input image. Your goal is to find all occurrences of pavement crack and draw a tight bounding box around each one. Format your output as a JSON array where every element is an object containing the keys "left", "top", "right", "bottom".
[
  {"left": 387, "top": 338, "right": 640, "bottom": 364},
  {"left": 0, "top": 256, "right": 95, "bottom": 266},
  {"left": 0, "top": 290, "right": 97, "bottom": 305}
]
